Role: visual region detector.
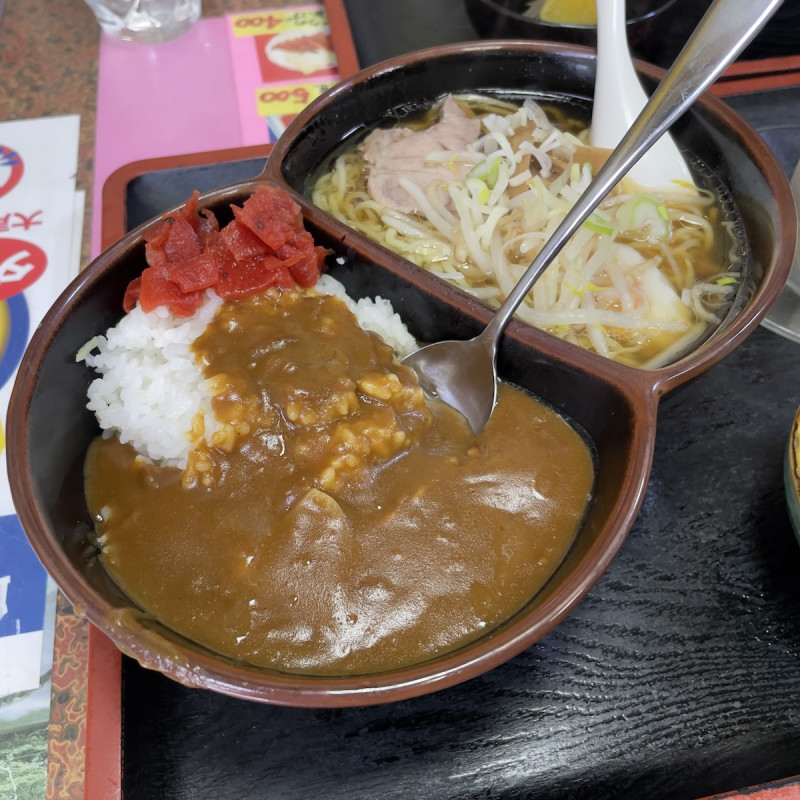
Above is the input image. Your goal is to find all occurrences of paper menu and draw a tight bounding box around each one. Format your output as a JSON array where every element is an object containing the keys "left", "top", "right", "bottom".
[
  {"left": 0, "top": 115, "right": 84, "bottom": 514},
  {"left": 228, "top": 3, "right": 340, "bottom": 144},
  {"left": 0, "top": 114, "right": 83, "bottom": 797}
]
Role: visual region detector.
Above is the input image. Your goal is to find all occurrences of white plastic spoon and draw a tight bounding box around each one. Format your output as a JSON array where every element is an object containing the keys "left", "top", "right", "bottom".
[{"left": 590, "top": 0, "right": 696, "bottom": 190}]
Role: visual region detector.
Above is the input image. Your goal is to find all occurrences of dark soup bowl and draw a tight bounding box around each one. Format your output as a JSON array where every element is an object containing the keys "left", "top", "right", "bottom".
[
  {"left": 7, "top": 42, "right": 793, "bottom": 707},
  {"left": 463, "top": 0, "right": 679, "bottom": 49}
]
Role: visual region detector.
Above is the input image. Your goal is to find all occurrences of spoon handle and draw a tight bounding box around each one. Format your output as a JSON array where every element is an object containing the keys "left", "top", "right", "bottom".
[{"left": 481, "top": 0, "right": 784, "bottom": 347}]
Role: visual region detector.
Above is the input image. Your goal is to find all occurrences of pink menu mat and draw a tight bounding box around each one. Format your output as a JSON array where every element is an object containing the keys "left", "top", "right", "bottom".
[
  {"left": 93, "top": 3, "right": 342, "bottom": 257},
  {"left": 93, "top": 15, "right": 242, "bottom": 255}
]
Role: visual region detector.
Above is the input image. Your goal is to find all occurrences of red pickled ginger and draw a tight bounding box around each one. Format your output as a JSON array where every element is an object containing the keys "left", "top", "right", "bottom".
[{"left": 123, "top": 186, "right": 327, "bottom": 317}]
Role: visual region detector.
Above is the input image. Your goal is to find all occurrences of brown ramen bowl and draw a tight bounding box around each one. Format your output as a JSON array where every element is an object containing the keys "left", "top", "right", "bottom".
[{"left": 7, "top": 42, "right": 794, "bottom": 707}]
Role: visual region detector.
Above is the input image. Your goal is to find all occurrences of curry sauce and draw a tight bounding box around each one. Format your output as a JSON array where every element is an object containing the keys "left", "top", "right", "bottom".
[{"left": 85, "top": 290, "right": 595, "bottom": 675}]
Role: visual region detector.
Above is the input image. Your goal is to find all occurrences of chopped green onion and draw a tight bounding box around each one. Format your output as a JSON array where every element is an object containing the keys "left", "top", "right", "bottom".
[
  {"left": 715, "top": 276, "right": 738, "bottom": 286},
  {"left": 467, "top": 157, "right": 501, "bottom": 189},
  {"left": 466, "top": 177, "right": 490, "bottom": 205},
  {"left": 564, "top": 280, "right": 603, "bottom": 295},
  {"left": 616, "top": 195, "right": 671, "bottom": 240},
  {"left": 583, "top": 213, "right": 614, "bottom": 237}
]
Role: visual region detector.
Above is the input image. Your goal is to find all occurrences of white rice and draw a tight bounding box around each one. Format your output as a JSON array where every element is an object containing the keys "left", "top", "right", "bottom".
[
  {"left": 313, "top": 274, "right": 418, "bottom": 358},
  {"left": 79, "top": 278, "right": 417, "bottom": 469}
]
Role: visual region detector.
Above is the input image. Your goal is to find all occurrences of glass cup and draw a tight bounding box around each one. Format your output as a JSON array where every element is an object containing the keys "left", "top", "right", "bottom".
[{"left": 83, "top": 0, "right": 202, "bottom": 44}]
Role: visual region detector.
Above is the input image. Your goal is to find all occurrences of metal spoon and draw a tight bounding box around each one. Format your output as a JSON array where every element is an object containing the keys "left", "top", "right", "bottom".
[
  {"left": 590, "top": 0, "right": 695, "bottom": 190},
  {"left": 402, "top": 0, "right": 783, "bottom": 434}
]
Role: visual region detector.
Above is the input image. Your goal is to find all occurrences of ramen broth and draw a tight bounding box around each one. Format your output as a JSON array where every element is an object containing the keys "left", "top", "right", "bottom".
[
  {"left": 85, "top": 289, "right": 595, "bottom": 675},
  {"left": 311, "top": 93, "right": 741, "bottom": 368}
]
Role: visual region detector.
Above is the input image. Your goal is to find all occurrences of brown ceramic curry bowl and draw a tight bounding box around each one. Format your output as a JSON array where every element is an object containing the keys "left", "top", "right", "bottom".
[{"left": 7, "top": 42, "right": 794, "bottom": 707}]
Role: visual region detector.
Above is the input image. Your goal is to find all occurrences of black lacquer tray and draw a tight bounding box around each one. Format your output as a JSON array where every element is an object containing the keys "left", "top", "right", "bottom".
[
  {"left": 115, "top": 2, "right": 800, "bottom": 795},
  {"left": 115, "top": 129, "right": 800, "bottom": 800}
]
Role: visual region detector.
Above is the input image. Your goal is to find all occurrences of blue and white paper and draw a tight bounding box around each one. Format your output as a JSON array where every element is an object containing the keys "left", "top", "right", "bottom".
[{"left": 0, "top": 115, "right": 83, "bottom": 732}]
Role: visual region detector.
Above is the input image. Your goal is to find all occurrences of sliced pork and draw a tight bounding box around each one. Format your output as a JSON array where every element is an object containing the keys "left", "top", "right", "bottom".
[{"left": 362, "top": 95, "right": 482, "bottom": 214}]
